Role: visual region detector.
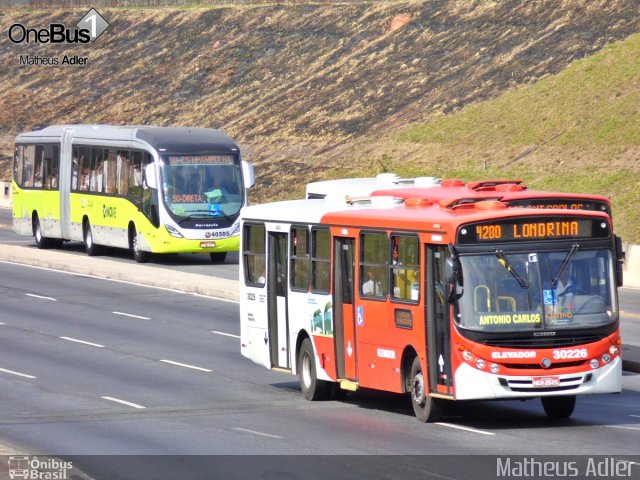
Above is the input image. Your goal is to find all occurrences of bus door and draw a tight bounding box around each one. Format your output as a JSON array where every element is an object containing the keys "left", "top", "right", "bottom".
[
  {"left": 267, "top": 231, "right": 290, "bottom": 369},
  {"left": 426, "top": 245, "right": 453, "bottom": 396},
  {"left": 59, "top": 128, "right": 74, "bottom": 239},
  {"left": 333, "top": 237, "right": 357, "bottom": 381}
]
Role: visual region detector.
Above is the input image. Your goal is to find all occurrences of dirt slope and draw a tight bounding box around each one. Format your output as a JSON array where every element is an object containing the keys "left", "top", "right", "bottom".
[{"left": 1, "top": 0, "right": 638, "bottom": 200}]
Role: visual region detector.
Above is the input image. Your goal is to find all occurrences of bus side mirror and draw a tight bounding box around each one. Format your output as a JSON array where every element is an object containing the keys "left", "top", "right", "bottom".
[
  {"left": 445, "top": 257, "right": 463, "bottom": 302},
  {"left": 242, "top": 161, "right": 255, "bottom": 189},
  {"left": 615, "top": 235, "right": 624, "bottom": 287},
  {"left": 144, "top": 163, "right": 157, "bottom": 190}
]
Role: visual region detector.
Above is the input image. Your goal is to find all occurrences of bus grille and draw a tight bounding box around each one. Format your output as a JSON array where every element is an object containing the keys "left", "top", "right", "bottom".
[
  {"left": 502, "top": 360, "right": 586, "bottom": 370},
  {"left": 481, "top": 334, "right": 603, "bottom": 349}
]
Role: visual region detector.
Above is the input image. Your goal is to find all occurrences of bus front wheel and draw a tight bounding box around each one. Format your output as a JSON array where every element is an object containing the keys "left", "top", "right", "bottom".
[
  {"left": 541, "top": 395, "right": 576, "bottom": 419},
  {"left": 83, "top": 221, "right": 102, "bottom": 256},
  {"left": 410, "top": 356, "right": 444, "bottom": 422},
  {"left": 210, "top": 252, "right": 227, "bottom": 263},
  {"left": 132, "top": 233, "right": 151, "bottom": 263},
  {"left": 298, "top": 338, "right": 330, "bottom": 401}
]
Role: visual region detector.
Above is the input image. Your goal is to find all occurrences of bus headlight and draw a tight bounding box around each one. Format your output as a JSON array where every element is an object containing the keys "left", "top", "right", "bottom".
[
  {"left": 463, "top": 350, "right": 472, "bottom": 361},
  {"left": 590, "top": 359, "right": 600, "bottom": 369},
  {"left": 476, "top": 359, "right": 485, "bottom": 369},
  {"left": 230, "top": 223, "right": 241, "bottom": 237},
  {"left": 165, "top": 224, "right": 183, "bottom": 238},
  {"left": 490, "top": 363, "right": 500, "bottom": 374},
  {"left": 609, "top": 345, "right": 619, "bottom": 356},
  {"left": 601, "top": 353, "right": 611, "bottom": 364}
]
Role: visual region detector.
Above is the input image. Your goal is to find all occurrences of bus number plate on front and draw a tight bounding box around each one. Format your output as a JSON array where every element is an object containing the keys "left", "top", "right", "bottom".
[{"left": 532, "top": 376, "right": 560, "bottom": 388}]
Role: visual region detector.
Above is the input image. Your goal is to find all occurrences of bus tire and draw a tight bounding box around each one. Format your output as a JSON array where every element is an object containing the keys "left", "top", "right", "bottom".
[
  {"left": 33, "top": 215, "right": 51, "bottom": 249},
  {"left": 410, "top": 356, "right": 444, "bottom": 422},
  {"left": 83, "top": 221, "right": 102, "bottom": 256},
  {"left": 298, "top": 338, "right": 329, "bottom": 401},
  {"left": 132, "top": 233, "right": 151, "bottom": 263},
  {"left": 541, "top": 395, "right": 576, "bottom": 419},
  {"left": 210, "top": 252, "right": 227, "bottom": 263}
]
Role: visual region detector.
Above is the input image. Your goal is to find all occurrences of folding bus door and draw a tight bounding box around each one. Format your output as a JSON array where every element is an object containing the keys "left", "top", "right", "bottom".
[
  {"left": 426, "top": 245, "right": 453, "bottom": 396},
  {"left": 267, "top": 231, "right": 290, "bottom": 369},
  {"left": 333, "top": 237, "right": 357, "bottom": 381}
]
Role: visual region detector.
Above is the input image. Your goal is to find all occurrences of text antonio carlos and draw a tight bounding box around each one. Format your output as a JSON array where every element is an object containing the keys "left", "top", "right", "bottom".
[{"left": 7, "top": 9, "right": 110, "bottom": 67}]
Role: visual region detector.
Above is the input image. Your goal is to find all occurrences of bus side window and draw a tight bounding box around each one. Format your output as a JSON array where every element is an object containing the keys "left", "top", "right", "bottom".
[
  {"left": 311, "top": 228, "right": 330, "bottom": 293},
  {"left": 14, "top": 145, "right": 24, "bottom": 186},
  {"left": 243, "top": 223, "right": 266, "bottom": 286},
  {"left": 391, "top": 235, "right": 420, "bottom": 302},
  {"left": 22, "top": 145, "right": 35, "bottom": 188},
  {"left": 360, "top": 232, "right": 388, "bottom": 299},
  {"left": 290, "top": 226, "right": 310, "bottom": 291}
]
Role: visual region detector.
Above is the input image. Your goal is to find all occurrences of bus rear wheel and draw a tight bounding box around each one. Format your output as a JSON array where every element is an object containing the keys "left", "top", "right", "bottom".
[
  {"left": 410, "top": 356, "right": 444, "bottom": 422},
  {"left": 298, "top": 338, "right": 330, "bottom": 401},
  {"left": 33, "top": 215, "right": 51, "bottom": 249},
  {"left": 541, "top": 395, "right": 576, "bottom": 419},
  {"left": 210, "top": 252, "right": 227, "bottom": 263},
  {"left": 83, "top": 221, "right": 102, "bottom": 256}
]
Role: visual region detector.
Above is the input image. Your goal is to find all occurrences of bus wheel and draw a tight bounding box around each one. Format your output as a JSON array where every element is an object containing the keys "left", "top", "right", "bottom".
[
  {"left": 210, "top": 252, "right": 227, "bottom": 263},
  {"left": 541, "top": 395, "right": 576, "bottom": 419},
  {"left": 132, "top": 233, "right": 151, "bottom": 263},
  {"left": 410, "top": 356, "right": 443, "bottom": 422},
  {"left": 298, "top": 338, "right": 329, "bottom": 401},
  {"left": 33, "top": 215, "right": 51, "bottom": 249},
  {"left": 83, "top": 221, "right": 102, "bottom": 256}
]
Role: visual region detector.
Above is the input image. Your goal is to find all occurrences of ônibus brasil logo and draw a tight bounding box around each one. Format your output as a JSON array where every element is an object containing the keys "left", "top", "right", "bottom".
[{"left": 8, "top": 8, "right": 109, "bottom": 44}]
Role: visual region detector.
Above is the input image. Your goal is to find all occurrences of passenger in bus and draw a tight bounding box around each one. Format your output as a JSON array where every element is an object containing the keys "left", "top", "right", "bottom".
[{"left": 362, "top": 269, "right": 381, "bottom": 296}]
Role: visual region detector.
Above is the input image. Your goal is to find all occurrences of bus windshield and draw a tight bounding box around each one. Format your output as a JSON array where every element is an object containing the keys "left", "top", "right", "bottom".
[
  {"left": 160, "top": 154, "right": 243, "bottom": 224},
  {"left": 456, "top": 248, "right": 617, "bottom": 332}
]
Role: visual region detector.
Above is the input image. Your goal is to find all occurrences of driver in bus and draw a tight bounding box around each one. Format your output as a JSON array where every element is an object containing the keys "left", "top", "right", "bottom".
[{"left": 205, "top": 177, "right": 228, "bottom": 203}]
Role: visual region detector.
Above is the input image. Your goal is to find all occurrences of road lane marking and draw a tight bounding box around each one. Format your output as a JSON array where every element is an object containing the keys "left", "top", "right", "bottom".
[
  {"left": 631, "top": 415, "right": 640, "bottom": 419},
  {"left": 232, "top": 427, "right": 283, "bottom": 439},
  {"left": 0, "top": 367, "right": 37, "bottom": 379},
  {"left": 605, "top": 425, "right": 640, "bottom": 431},
  {"left": 434, "top": 422, "right": 495, "bottom": 436},
  {"left": 113, "top": 311, "right": 151, "bottom": 320},
  {"left": 60, "top": 336, "right": 105, "bottom": 348},
  {"left": 25, "top": 293, "right": 57, "bottom": 301},
  {"left": 620, "top": 310, "right": 640, "bottom": 320},
  {"left": 211, "top": 330, "right": 240, "bottom": 339},
  {"left": 159, "top": 359, "right": 212, "bottom": 373},
  {"left": 1, "top": 261, "right": 240, "bottom": 303},
  {"left": 102, "top": 396, "right": 146, "bottom": 409}
]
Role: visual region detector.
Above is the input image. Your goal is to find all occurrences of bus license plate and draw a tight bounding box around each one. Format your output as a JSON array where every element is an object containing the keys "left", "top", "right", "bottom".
[
  {"left": 532, "top": 376, "right": 560, "bottom": 388},
  {"left": 200, "top": 241, "right": 216, "bottom": 248}
]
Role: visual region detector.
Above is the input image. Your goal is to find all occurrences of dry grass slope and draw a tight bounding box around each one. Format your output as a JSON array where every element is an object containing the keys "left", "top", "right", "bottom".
[{"left": 1, "top": 0, "right": 639, "bottom": 237}]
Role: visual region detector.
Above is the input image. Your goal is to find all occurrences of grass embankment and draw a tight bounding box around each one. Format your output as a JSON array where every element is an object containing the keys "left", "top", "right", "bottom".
[{"left": 346, "top": 33, "right": 640, "bottom": 242}]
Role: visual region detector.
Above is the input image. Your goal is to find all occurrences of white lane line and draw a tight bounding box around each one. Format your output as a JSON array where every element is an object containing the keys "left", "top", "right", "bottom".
[
  {"left": 25, "top": 293, "right": 57, "bottom": 301},
  {"left": 0, "top": 322, "right": 5, "bottom": 325},
  {"left": 630, "top": 414, "right": 640, "bottom": 419},
  {"left": 159, "top": 359, "right": 212, "bottom": 373},
  {"left": 232, "top": 427, "right": 284, "bottom": 439},
  {"left": 434, "top": 422, "right": 496, "bottom": 436},
  {"left": 211, "top": 330, "right": 240, "bottom": 339},
  {"left": 60, "top": 336, "right": 105, "bottom": 348},
  {"left": 102, "top": 396, "right": 146, "bottom": 409},
  {"left": 0, "top": 367, "right": 37, "bottom": 379},
  {"left": 113, "top": 311, "right": 151, "bottom": 320}
]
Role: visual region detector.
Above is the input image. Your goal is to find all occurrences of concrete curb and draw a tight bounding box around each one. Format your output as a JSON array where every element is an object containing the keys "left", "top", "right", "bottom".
[{"left": 0, "top": 244, "right": 239, "bottom": 302}]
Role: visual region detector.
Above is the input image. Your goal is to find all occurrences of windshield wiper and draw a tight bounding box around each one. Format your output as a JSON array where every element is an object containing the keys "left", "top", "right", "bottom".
[
  {"left": 551, "top": 243, "right": 580, "bottom": 288},
  {"left": 495, "top": 249, "right": 529, "bottom": 288}
]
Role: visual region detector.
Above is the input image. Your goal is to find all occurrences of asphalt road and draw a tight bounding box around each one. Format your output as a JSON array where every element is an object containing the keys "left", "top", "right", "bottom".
[{"left": 1, "top": 209, "right": 639, "bottom": 479}]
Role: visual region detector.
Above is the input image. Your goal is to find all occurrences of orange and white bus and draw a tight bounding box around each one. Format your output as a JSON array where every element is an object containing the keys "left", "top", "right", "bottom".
[{"left": 239, "top": 194, "right": 623, "bottom": 421}]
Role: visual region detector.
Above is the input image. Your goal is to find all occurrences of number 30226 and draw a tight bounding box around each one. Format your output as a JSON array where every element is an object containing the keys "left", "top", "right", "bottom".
[{"left": 553, "top": 348, "right": 588, "bottom": 360}]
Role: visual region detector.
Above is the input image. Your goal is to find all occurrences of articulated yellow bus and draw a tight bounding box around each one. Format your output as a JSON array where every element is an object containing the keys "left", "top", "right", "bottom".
[{"left": 13, "top": 125, "right": 255, "bottom": 262}]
